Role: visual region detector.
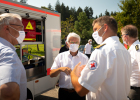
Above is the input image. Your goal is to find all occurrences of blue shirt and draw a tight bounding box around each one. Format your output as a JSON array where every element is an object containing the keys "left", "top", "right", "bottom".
[{"left": 0, "top": 37, "right": 27, "bottom": 100}]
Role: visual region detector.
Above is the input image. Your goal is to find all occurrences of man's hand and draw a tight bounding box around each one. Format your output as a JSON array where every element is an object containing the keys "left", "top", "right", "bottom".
[
  {"left": 76, "top": 65, "right": 86, "bottom": 77},
  {"left": 50, "top": 67, "right": 72, "bottom": 77},
  {"left": 0, "top": 82, "right": 20, "bottom": 100},
  {"left": 71, "top": 62, "right": 89, "bottom": 97},
  {"left": 60, "top": 67, "right": 72, "bottom": 75},
  {"left": 72, "top": 62, "right": 86, "bottom": 77}
]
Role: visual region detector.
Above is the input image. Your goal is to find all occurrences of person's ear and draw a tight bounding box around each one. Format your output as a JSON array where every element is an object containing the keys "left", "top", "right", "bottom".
[
  {"left": 104, "top": 24, "right": 108, "bottom": 32},
  {"left": 3, "top": 25, "right": 9, "bottom": 33},
  {"left": 66, "top": 42, "right": 69, "bottom": 47}
]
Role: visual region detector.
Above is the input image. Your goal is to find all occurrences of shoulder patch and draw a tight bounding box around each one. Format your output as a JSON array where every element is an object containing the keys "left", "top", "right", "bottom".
[
  {"left": 95, "top": 44, "right": 106, "bottom": 49},
  {"left": 88, "top": 60, "right": 98, "bottom": 71},
  {"left": 135, "top": 45, "right": 139, "bottom": 51}
]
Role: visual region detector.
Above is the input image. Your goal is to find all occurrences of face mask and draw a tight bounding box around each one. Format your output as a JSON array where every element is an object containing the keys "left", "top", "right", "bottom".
[
  {"left": 90, "top": 42, "right": 92, "bottom": 44},
  {"left": 65, "top": 40, "right": 67, "bottom": 44},
  {"left": 123, "top": 39, "right": 127, "bottom": 45},
  {"left": 92, "top": 27, "right": 106, "bottom": 44},
  {"left": 9, "top": 25, "right": 25, "bottom": 44},
  {"left": 69, "top": 44, "right": 79, "bottom": 52}
]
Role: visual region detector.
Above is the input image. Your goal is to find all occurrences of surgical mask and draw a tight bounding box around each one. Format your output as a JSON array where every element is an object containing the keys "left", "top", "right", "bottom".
[
  {"left": 9, "top": 25, "right": 25, "bottom": 44},
  {"left": 123, "top": 39, "right": 127, "bottom": 45},
  {"left": 90, "top": 42, "right": 92, "bottom": 44},
  {"left": 69, "top": 44, "right": 79, "bottom": 52},
  {"left": 65, "top": 40, "right": 67, "bottom": 44},
  {"left": 92, "top": 27, "right": 106, "bottom": 44}
]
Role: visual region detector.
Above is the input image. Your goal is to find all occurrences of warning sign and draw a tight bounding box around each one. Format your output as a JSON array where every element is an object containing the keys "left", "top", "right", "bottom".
[
  {"left": 26, "top": 21, "right": 33, "bottom": 30},
  {"left": 22, "top": 19, "right": 36, "bottom": 31}
]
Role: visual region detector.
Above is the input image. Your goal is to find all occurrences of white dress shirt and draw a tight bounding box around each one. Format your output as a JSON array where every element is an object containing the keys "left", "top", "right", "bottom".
[
  {"left": 85, "top": 43, "right": 92, "bottom": 54},
  {"left": 128, "top": 40, "right": 140, "bottom": 87},
  {"left": 51, "top": 51, "right": 88, "bottom": 89},
  {"left": 78, "top": 36, "right": 132, "bottom": 100},
  {"left": 0, "top": 37, "right": 27, "bottom": 100}
]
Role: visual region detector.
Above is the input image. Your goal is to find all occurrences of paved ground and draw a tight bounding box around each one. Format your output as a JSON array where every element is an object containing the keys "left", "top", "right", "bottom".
[{"left": 34, "top": 87, "right": 59, "bottom": 100}]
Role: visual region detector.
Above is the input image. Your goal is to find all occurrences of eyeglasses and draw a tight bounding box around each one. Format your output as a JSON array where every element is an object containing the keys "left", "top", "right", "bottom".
[
  {"left": 121, "top": 34, "right": 128, "bottom": 37},
  {"left": 9, "top": 24, "right": 24, "bottom": 30},
  {"left": 68, "top": 41, "right": 79, "bottom": 44},
  {"left": 10, "top": 24, "right": 24, "bottom": 28}
]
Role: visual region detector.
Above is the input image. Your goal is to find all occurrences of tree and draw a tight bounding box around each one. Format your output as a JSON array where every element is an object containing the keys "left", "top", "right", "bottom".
[
  {"left": 65, "top": 6, "right": 70, "bottom": 19},
  {"left": 61, "top": 3, "right": 66, "bottom": 21},
  {"left": 99, "top": 13, "right": 103, "bottom": 17},
  {"left": 48, "top": 3, "right": 54, "bottom": 11},
  {"left": 114, "top": 0, "right": 140, "bottom": 39},
  {"left": 89, "top": 7, "right": 93, "bottom": 19},
  {"left": 74, "top": 12, "right": 93, "bottom": 42},
  {"left": 70, "top": 7, "right": 77, "bottom": 21},
  {"left": 84, "top": 6, "right": 93, "bottom": 19},
  {"left": 111, "top": 11, "right": 117, "bottom": 16},
  {"left": 55, "top": 0, "right": 61, "bottom": 13},
  {"left": 41, "top": 6, "right": 50, "bottom": 10},
  {"left": 95, "top": 15, "right": 98, "bottom": 19},
  {"left": 61, "top": 15, "right": 75, "bottom": 40},
  {"left": 105, "top": 9, "right": 110, "bottom": 16},
  {"left": 77, "top": 7, "right": 83, "bottom": 16},
  {"left": 20, "top": 0, "right": 27, "bottom": 3}
]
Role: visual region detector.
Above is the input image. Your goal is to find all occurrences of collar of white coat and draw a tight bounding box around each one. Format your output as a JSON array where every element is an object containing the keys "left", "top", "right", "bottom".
[
  {"left": 67, "top": 50, "right": 80, "bottom": 57},
  {"left": 101, "top": 36, "right": 119, "bottom": 45},
  {"left": 128, "top": 40, "right": 139, "bottom": 52},
  {"left": 0, "top": 37, "right": 16, "bottom": 51}
]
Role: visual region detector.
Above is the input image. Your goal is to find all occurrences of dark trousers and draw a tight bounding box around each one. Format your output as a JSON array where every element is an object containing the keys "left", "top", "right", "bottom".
[
  {"left": 59, "top": 88, "right": 85, "bottom": 100},
  {"left": 85, "top": 54, "right": 91, "bottom": 58},
  {"left": 128, "top": 87, "right": 140, "bottom": 100}
]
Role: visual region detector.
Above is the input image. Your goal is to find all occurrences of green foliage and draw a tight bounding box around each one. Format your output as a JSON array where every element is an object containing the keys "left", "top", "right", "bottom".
[
  {"left": 84, "top": 7, "right": 93, "bottom": 19},
  {"left": 61, "top": 3, "right": 66, "bottom": 21},
  {"left": 114, "top": 0, "right": 140, "bottom": 39},
  {"left": 99, "top": 13, "right": 103, "bottom": 17},
  {"left": 48, "top": 3, "right": 54, "bottom": 11},
  {"left": 105, "top": 9, "right": 110, "bottom": 16},
  {"left": 55, "top": 0, "right": 61, "bottom": 13},
  {"left": 74, "top": 12, "right": 93, "bottom": 44},
  {"left": 61, "top": 15, "right": 75, "bottom": 40},
  {"left": 41, "top": 6, "right": 50, "bottom": 10},
  {"left": 77, "top": 7, "right": 83, "bottom": 17}
]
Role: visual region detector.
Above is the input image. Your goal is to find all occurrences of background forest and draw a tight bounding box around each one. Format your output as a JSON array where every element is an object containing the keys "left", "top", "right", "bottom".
[{"left": 14, "top": 0, "right": 140, "bottom": 46}]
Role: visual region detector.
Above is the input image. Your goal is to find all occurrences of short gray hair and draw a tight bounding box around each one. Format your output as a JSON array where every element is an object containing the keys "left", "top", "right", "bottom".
[
  {"left": 67, "top": 32, "right": 81, "bottom": 43},
  {"left": 88, "top": 39, "right": 92, "bottom": 42},
  {"left": 0, "top": 13, "right": 22, "bottom": 29}
]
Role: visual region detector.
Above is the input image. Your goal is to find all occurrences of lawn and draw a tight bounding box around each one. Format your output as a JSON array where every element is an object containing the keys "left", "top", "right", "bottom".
[{"left": 15, "top": 44, "right": 45, "bottom": 59}]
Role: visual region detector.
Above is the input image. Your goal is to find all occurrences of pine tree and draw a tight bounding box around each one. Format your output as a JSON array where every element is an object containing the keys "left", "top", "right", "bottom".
[
  {"left": 20, "top": 0, "right": 27, "bottom": 3},
  {"left": 105, "top": 9, "right": 110, "bottom": 16},
  {"left": 55, "top": 0, "right": 61, "bottom": 13}
]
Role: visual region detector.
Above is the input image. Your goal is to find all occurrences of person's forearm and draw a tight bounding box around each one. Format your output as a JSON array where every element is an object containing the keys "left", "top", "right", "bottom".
[
  {"left": 83, "top": 49, "right": 85, "bottom": 53},
  {"left": 0, "top": 82, "right": 20, "bottom": 100},
  {"left": 71, "top": 62, "right": 89, "bottom": 97},
  {"left": 50, "top": 68, "right": 61, "bottom": 77},
  {"left": 71, "top": 71, "right": 79, "bottom": 89}
]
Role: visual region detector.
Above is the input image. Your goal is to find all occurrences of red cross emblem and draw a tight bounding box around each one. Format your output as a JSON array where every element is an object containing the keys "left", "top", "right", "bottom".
[
  {"left": 90, "top": 63, "right": 95, "bottom": 68},
  {"left": 88, "top": 60, "right": 98, "bottom": 70}
]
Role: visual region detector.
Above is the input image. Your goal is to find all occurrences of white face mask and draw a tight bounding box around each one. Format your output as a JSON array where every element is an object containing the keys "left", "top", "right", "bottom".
[
  {"left": 9, "top": 25, "right": 25, "bottom": 44},
  {"left": 69, "top": 44, "right": 79, "bottom": 52},
  {"left": 123, "top": 39, "right": 127, "bottom": 45},
  {"left": 90, "top": 42, "right": 92, "bottom": 44},
  {"left": 92, "top": 27, "right": 106, "bottom": 44}
]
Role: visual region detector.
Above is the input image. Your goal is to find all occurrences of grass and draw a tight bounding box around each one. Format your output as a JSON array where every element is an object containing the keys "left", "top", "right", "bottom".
[{"left": 15, "top": 44, "right": 45, "bottom": 59}]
